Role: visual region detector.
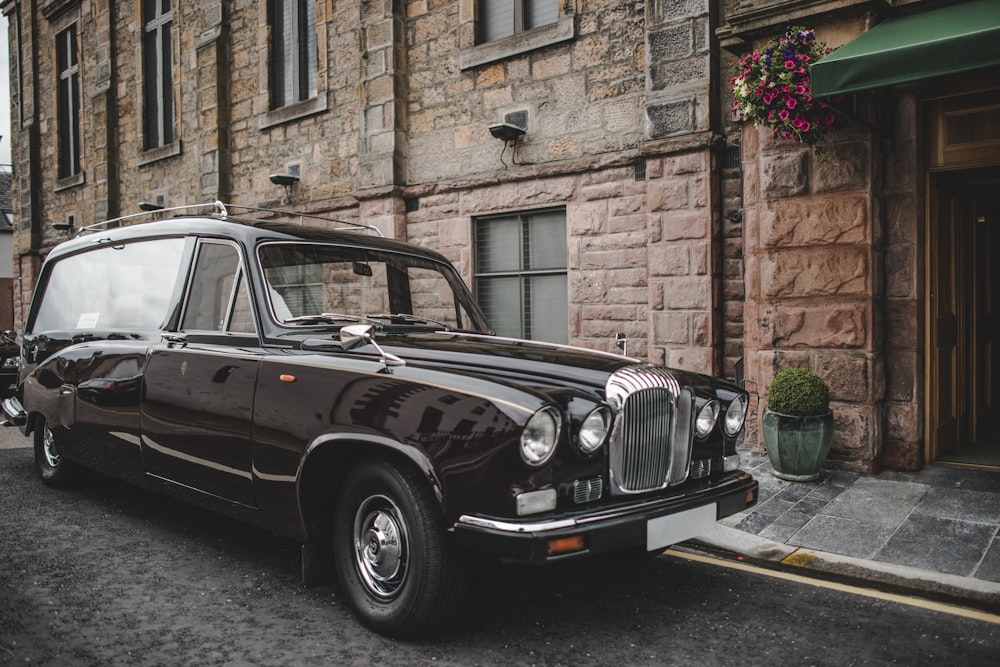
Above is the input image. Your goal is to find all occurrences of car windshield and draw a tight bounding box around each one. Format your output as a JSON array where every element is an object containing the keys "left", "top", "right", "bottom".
[{"left": 258, "top": 242, "right": 491, "bottom": 333}]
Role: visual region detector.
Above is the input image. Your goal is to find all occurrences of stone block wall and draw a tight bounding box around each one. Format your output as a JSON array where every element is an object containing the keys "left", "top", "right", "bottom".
[
  {"left": 742, "top": 119, "right": 885, "bottom": 473},
  {"left": 404, "top": 149, "right": 721, "bottom": 370}
]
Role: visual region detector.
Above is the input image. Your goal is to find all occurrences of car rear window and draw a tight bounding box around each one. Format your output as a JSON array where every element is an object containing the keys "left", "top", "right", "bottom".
[{"left": 30, "top": 238, "right": 186, "bottom": 333}]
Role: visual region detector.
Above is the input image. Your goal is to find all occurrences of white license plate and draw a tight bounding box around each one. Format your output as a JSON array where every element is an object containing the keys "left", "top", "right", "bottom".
[{"left": 646, "top": 503, "right": 717, "bottom": 551}]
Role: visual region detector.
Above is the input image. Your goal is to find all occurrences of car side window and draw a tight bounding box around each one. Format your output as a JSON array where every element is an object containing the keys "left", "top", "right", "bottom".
[
  {"left": 29, "top": 238, "right": 185, "bottom": 334},
  {"left": 181, "top": 241, "right": 256, "bottom": 334}
]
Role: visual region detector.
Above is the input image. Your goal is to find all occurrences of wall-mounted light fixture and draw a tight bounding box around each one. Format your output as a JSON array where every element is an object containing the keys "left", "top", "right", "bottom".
[
  {"left": 52, "top": 214, "right": 74, "bottom": 234},
  {"left": 269, "top": 170, "right": 300, "bottom": 204},
  {"left": 268, "top": 172, "right": 300, "bottom": 187},
  {"left": 488, "top": 123, "right": 526, "bottom": 169},
  {"left": 139, "top": 201, "right": 165, "bottom": 212},
  {"left": 489, "top": 122, "right": 526, "bottom": 142}
]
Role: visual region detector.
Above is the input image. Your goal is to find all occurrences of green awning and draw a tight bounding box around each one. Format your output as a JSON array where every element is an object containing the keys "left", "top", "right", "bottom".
[{"left": 810, "top": 0, "right": 1000, "bottom": 98}]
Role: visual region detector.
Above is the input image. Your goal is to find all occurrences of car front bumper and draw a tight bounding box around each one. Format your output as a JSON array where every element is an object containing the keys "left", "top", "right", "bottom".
[{"left": 453, "top": 472, "right": 758, "bottom": 563}]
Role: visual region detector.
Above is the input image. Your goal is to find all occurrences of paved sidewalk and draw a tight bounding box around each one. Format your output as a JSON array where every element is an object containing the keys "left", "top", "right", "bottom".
[{"left": 693, "top": 446, "right": 1000, "bottom": 609}]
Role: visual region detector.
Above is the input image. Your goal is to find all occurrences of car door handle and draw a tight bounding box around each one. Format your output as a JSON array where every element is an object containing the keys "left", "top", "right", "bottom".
[{"left": 163, "top": 334, "right": 188, "bottom": 348}]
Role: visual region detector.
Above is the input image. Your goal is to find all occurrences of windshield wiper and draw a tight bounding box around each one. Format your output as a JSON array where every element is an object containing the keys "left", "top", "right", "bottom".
[
  {"left": 366, "top": 313, "right": 452, "bottom": 330},
  {"left": 284, "top": 313, "right": 383, "bottom": 328}
]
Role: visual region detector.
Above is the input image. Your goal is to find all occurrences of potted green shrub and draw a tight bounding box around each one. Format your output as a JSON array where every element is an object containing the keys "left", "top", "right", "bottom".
[{"left": 762, "top": 368, "right": 833, "bottom": 481}]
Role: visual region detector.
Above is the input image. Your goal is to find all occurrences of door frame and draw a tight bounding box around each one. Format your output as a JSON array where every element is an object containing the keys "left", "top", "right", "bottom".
[{"left": 924, "top": 86, "right": 1000, "bottom": 463}]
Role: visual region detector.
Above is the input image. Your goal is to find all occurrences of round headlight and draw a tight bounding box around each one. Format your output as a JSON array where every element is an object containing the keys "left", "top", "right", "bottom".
[
  {"left": 724, "top": 394, "right": 748, "bottom": 437},
  {"left": 520, "top": 407, "right": 561, "bottom": 466},
  {"left": 695, "top": 400, "right": 720, "bottom": 439},
  {"left": 578, "top": 406, "right": 611, "bottom": 454}
]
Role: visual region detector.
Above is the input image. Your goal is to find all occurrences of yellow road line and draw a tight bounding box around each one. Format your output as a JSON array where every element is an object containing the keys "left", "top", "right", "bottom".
[{"left": 666, "top": 548, "right": 1000, "bottom": 626}]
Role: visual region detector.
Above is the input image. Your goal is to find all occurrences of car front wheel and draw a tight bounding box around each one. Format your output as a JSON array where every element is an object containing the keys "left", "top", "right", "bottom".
[
  {"left": 332, "top": 459, "right": 467, "bottom": 636},
  {"left": 34, "top": 419, "right": 78, "bottom": 487}
]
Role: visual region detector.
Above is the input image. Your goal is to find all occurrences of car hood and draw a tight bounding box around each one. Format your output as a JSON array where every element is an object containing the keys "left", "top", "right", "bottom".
[{"left": 291, "top": 330, "right": 736, "bottom": 399}]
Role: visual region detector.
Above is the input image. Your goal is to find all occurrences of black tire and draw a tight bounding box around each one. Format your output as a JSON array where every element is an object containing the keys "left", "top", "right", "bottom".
[
  {"left": 332, "top": 459, "right": 468, "bottom": 637},
  {"left": 33, "top": 419, "right": 79, "bottom": 488}
]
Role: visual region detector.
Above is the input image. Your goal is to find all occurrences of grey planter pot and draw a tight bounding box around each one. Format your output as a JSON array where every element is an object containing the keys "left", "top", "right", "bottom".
[{"left": 762, "top": 408, "right": 834, "bottom": 482}]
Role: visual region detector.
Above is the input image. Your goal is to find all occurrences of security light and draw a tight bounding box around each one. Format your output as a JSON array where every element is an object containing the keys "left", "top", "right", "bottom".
[
  {"left": 489, "top": 123, "right": 526, "bottom": 142},
  {"left": 269, "top": 173, "right": 301, "bottom": 186}
]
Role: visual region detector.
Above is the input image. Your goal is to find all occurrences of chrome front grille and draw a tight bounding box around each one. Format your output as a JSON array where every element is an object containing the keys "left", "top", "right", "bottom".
[{"left": 606, "top": 365, "right": 695, "bottom": 494}]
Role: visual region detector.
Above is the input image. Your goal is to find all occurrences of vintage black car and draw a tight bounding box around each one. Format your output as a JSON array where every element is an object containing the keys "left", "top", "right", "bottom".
[{"left": 4, "top": 202, "right": 757, "bottom": 636}]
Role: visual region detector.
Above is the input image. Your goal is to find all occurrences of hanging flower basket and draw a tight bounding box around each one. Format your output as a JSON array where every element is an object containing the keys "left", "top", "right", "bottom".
[{"left": 730, "top": 27, "right": 839, "bottom": 150}]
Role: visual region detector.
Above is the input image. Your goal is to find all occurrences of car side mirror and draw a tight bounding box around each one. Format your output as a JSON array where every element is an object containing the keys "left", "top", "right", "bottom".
[
  {"left": 340, "top": 324, "right": 405, "bottom": 369},
  {"left": 339, "top": 324, "right": 370, "bottom": 352}
]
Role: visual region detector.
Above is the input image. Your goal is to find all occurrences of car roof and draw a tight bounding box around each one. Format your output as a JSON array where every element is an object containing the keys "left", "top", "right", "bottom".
[{"left": 44, "top": 209, "right": 452, "bottom": 264}]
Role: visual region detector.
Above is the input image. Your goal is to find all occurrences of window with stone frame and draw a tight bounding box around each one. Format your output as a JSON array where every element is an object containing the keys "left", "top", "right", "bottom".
[
  {"left": 477, "top": 0, "right": 559, "bottom": 44},
  {"left": 142, "top": 0, "right": 175, "bottom": 150},
  {"left": 55, "top": 24, "right": 80, "bottom": 180},
  {"left": 475, "top": 209, "right": 568, "bottom": 344},
  {"left": 269, "top": 0, "right": 318, "bottom": 109}
]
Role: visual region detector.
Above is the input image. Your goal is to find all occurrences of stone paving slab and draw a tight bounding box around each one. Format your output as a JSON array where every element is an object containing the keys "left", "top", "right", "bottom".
[
  {"left": 820, "top": 477, "right": 929, "bottom": 527},
  {"left": 874, "top": 514, "right": 998, "bottom": 577},
  {"left": 729, "top": 445, "right": 1000, "bottom": 588},
  {"left": 979, "top": 539, "right": 1000, "bottom": 583},
  {"left": 913, "top": 486, "right": 1000, "bottom": 524},
  {"left": 790, "top": 514, "right": 897, "bottom": 560}
]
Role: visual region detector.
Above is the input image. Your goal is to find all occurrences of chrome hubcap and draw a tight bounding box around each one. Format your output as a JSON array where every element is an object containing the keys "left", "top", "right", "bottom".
[
  {"left": 42, "top": 427, "right": 60, "bottom": 468},
  {"left": 353, "top": 495, "right": 408, "bottom": 600}
]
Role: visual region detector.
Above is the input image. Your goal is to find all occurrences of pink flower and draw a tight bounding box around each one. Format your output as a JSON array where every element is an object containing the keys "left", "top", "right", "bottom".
[
  {"left": 784, "top": 60, "right": 796, "bottom": 69},
  {"left": 786, "top": 98, "right": 797, "bottom": 109},
  {"left": 779, "top": 109, "right": 790, "bottom": 121}
]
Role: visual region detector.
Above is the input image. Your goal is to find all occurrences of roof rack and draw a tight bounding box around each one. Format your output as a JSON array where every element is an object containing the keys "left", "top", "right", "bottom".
[
  {"left": 220, "top": 204, "right": 384, "bottom": 237},
  {"left": 68, "top": 201, "right": 384, "bottom": 238}
]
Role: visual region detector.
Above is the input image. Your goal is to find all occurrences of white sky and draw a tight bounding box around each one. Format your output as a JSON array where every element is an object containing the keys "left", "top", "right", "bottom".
[{"left": 0, "top": 13, "right": 11, "bottom": 165}]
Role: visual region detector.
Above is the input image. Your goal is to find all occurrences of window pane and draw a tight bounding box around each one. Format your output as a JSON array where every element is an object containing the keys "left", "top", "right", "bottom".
[
  {"left": 479, "top": 0, "right": 514, "bottom": 43},
  {"left": 478, "top": 276, "right": 521, "bottom": 338},
  {"left": 259, "top": 244, "right": 487, "bottom": 332},
  {"left": 526, "top": 210, "right": 566, "bottom": 270},
  {"left": 527, "top": 275, "right": 567, "bottom": 344},
  {"left": 526, "top": 0, "right": 558, "bottom": 30},
  {"left": 56, "top": 27, "right": 79, "bottom": 179},
  {"left": 183, "top": 244, "right": 242, "bottom": 332},
  {"left": 299, "top": 0, "right": 318, "bottom": 101},
  {"left": 475, "top": 209, "right": 567, "bottom": 343},
  {"left": 476, "top": 216, "right": 521, "bottom": 273},
  {"left": 31, "top": 240, "right": 185, "bottom": 333},
  {"left": 161, "top": 22, "right": 174, "bottom": 144},
  {"left": 272, "top": 0, "right": 316, "bottom": 108},
  {"left": 228, "top": 273, "right": 257, "bottom": 334}
]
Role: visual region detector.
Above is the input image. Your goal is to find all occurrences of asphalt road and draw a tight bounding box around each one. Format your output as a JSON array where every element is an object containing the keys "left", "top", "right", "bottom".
[{"left": 1, "top": 427, "right": 998, "bottom": 666}]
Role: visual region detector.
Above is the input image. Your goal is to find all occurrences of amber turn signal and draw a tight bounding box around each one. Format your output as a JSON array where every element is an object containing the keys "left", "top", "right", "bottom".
[
  {"left": 547, "top": 535, "right": 585, "bottom": 556},
  {"left": 279, "top": 374, "right": 297, "bottom": 383}
]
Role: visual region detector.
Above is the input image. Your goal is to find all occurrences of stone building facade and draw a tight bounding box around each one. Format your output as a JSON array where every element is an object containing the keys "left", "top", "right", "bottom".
[
  {"left": 722, "top": 0, "right": 1000, "bottom": 472},
  {"left": 4, "top": 0, "right": 998, "bottom": 474}
]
